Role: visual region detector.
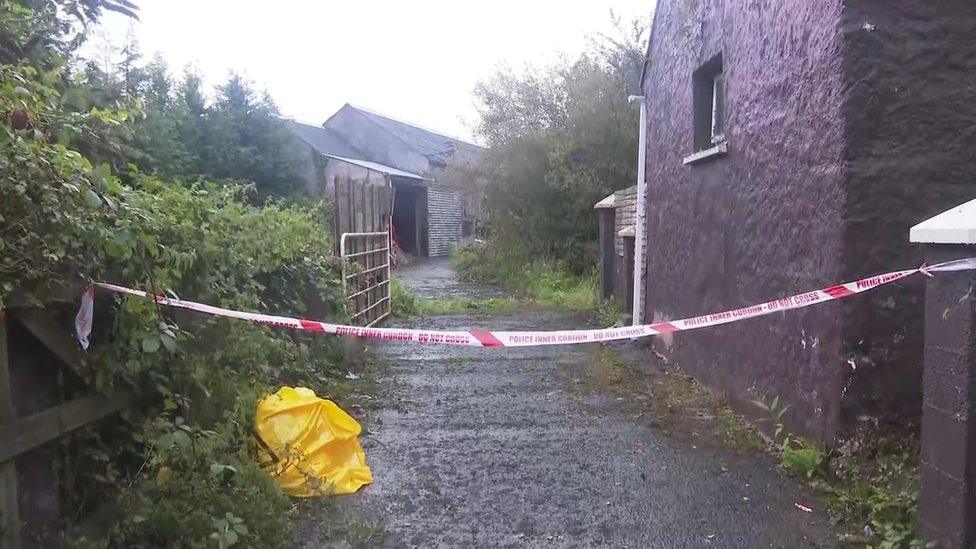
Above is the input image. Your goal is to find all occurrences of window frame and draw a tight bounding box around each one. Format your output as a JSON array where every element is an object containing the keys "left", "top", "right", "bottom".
[{"left": 685, "top": 53, "right": 728, "bottom": 165}]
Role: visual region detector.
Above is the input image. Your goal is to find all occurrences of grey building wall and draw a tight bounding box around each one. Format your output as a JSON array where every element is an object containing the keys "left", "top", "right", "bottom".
[
  {"left": 642, "top": 0, "right": 976, "bottom": 441},
  {"left": 611, "top": 186, "right": 647, "bottom": 316},
  {"left": 641, "top": 0, "right": 849, "bottom": 441},
  {"left": 426, "top": 187, "right": 463, "bottom": 257},
  {"left": 838, "top": 0, "right": 976, "bottom": 426}
]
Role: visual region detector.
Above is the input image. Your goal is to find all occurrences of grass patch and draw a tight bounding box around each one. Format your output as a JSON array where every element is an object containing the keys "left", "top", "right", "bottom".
[
  {"left": 390, "top": 277, "right": 521, "bottom": 317},
  {"left": 415, "top": 296, "right": 521, "bottom": 316},
  {"left": 453, "top": 245, "right": 598, "bottom": 311},
  {"left": 819, "top": 430, "right": 922, "bottom": 547}
]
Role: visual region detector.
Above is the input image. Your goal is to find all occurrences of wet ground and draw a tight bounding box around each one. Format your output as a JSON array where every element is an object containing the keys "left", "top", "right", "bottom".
[{"left": 300, "top": 258, "right": 835, "bottom": 547}]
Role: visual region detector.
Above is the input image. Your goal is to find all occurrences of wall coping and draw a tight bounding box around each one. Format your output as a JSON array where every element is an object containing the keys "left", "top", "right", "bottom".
[
  {"left": 910, "top": 197, "right": 976, "bottom": 244},
  {"left": 593, "top": 193, "right": 616, "bottom": 209}
]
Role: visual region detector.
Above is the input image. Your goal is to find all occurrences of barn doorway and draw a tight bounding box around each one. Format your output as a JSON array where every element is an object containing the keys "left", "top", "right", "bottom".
[{"left": 392, "top": 182, "right": 427, "bottom": 257}]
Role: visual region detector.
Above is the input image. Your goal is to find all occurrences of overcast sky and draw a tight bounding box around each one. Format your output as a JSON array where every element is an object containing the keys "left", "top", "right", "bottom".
[{"left": 84, "top": 0, "right": 654, "bottom": 143}]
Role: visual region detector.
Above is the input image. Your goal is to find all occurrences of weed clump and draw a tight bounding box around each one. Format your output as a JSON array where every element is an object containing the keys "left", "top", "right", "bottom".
[
  {"left": 750, "top": 392, "right": 923, "bottom": 547},
  {"left": 454, "top": 245, "right": 598, "bottom": 311}
]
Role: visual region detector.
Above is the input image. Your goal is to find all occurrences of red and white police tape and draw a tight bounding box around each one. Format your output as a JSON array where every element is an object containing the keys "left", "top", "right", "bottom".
[{"left": 75, "top": 257, "right": 976, "bottom": 350}]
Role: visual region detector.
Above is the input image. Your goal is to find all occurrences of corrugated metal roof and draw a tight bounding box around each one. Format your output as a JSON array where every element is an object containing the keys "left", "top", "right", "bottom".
[
  {"left": 345, "top": 104, "right": 484, "bottom": 167},
  {"left": 286, "top": 120, "right": 364, "bottom": 159},
  {"left": 323, "top": 154, "right": 430, "bottom": 181}
]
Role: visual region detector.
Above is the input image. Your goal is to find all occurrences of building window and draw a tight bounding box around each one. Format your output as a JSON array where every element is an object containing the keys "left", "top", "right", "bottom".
[{"left": 692, "top": 53, "right": 725, "bottom": 152}]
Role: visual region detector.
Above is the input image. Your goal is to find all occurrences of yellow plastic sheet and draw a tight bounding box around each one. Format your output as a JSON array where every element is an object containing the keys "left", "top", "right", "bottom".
[{"left": 254, "top": 387, "right": 372, "bottom": 497}]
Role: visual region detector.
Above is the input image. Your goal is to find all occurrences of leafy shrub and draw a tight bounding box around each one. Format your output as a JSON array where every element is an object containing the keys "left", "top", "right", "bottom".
[
  {"left": 827, "top": 431, "right": 922, "bottom": 548},
  {"left": 2, "top": 2, "right": 354, "bottom": 545},
  {"left": 390, "top": 277, "right": 419, "bottom": 317},
  {"left": 597, "top": 298, "right": 623, "bottom": 327},
  {"left": 749, "top": 393, "right": 923, "bottom": 547},
  {"left": 85, "top": 182, "right": 348, "bottom": 546}
]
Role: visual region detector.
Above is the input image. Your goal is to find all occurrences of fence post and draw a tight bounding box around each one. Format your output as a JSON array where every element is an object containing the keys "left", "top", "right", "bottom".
[
  {"left": 0, "top": 313, "right": 21, "bottom": 548},
  {"left": 910, "top": 198, "right": 976, "bottom": 549}
]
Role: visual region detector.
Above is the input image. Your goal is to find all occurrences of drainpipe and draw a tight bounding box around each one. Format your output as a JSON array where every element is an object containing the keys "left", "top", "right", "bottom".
[{"left": 628, "top": 94, "right": 647, "bottom": 325}]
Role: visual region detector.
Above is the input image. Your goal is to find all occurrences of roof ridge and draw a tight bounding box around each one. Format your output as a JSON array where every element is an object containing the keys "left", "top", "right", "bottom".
[{"left": 346, "top": 103, "right": 482, "bottom": 148}]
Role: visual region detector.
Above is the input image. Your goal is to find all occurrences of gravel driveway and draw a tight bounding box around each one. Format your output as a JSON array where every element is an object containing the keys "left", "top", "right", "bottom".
[{"left": 300, "top": 258, "right": 835, "bottom": 548}]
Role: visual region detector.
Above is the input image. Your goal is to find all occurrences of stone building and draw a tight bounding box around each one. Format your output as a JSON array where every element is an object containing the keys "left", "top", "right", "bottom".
[
  {"left": 594, "top": 186, "right": 647, "bottom": 320},
  {"left": 288, "top": 104, "right": 485, "bottom": 257},
  {"left": 638, "top": 0, "right": 976, "bottom": 440}
]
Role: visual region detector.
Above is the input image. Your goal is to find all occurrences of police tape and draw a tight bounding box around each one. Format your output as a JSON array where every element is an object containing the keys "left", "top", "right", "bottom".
[{"left": 75, "top": 257, "right": 976, "bottom": 349}]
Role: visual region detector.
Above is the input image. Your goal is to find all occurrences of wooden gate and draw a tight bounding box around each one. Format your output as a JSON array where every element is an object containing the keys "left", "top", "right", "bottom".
[{"left": 340, "top": 232, "right": 392, "bottom": 327}]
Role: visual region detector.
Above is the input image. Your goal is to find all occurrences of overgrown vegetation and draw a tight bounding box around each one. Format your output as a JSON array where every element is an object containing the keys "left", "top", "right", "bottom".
[
  {"left": 390, "top": 276, "right": 527, "bottom": 317},
  {"left": 456, "top": 16, "right": 649, "bottom": 303},
  {"left": 750, "top": 392, "right": 924, "bottom": 548},
  {"left": 1, "top": 1, "right": 356, "bottom": 545},
  {"left": 453, "top": 246, "right": 598, "bottom": 311},
  {"left": 587, "top": 347, "right": 926, "bottom": 548}
]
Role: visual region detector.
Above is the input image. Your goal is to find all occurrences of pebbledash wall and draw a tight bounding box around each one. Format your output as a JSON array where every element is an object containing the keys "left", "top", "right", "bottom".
[{"left": 640, "top": 0, "right": 976, "bottom": 441}]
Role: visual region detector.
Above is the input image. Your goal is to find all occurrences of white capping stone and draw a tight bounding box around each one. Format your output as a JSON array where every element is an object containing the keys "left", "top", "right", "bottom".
[
  {"left": 618, "top": 226, "right": 636, "bottom": 238},
  {"left": 910, "top": 197, "right": 976, "bottom": 244},
  {"left": 593, "top": 193, "right": 616, "bottom": 209}
]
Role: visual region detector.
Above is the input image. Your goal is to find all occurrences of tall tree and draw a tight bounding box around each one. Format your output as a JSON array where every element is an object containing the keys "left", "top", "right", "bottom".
[
  {"left": 472, "top": 17, "right": 649, "bottom": 273},
  {"left": 204, "top": 72, "right": 305, "bottom": 199}
]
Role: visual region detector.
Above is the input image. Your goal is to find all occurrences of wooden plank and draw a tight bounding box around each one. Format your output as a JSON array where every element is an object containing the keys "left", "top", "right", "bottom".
[
  {"left": 353, "top": 182, "right": 364, "bottom": 233},
  {"left": 6, "top": 281, "right": 88, "bottom": 309},
  {"left": 11, "top": 310, "right": 91, "bottom": 382},
  {"left": 345, "top": 179, "right": 355, "bottom": 238},
  {"left": 364, "top": 184, "right": 374, "bottom": 233},
  {"left": 0, "top": 390, "right": 134, "bottom": 464},
  {"left": 335, "top": 178, "right": 350, "bottom": 237},
  {"left": 0, "top": 314, "right": 21, "bottom": 549}
]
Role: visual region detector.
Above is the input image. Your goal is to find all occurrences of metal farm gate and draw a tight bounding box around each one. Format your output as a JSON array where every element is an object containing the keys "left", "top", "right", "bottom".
[
  {"left": 332, "top": 177, "right": 394, "bottom": 326},
  {"left": 340, "top": 232, "right": 392, "bottom": 327}
]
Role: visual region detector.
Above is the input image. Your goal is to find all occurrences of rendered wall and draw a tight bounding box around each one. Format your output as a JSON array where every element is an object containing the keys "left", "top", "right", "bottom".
[
  {"left": 641, "top": 0, "right": 849, "bottom": 440},
  {"left": 838, "top": 0, "right": 976, "bottom": 427}
]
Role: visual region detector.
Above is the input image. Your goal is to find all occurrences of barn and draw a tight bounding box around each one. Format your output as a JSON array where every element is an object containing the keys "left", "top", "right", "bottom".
[{"left": 287, "top": 104, "right": 484, "bottom": 258}]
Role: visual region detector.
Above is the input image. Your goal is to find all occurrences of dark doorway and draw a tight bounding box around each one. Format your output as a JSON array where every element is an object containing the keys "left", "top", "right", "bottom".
[
  {"left": 621, "top": 235, "right": 635, "bottom": 320},
  {"left": 393, "top": 183, "right": 427, "bottom": 257}
]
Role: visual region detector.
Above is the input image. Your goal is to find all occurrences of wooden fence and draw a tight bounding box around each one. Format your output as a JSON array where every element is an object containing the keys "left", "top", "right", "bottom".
[
  {"left": 0, "top": 291, "right": 132, "bottom": 548},
  {"left": 333, "top": 177, "right": 393, "bottom": 254}
]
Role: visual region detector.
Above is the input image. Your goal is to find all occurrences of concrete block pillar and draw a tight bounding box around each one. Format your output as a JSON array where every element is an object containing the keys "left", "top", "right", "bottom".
[{"left": 911, "top": 198, "right": 976, "bottom": 549}]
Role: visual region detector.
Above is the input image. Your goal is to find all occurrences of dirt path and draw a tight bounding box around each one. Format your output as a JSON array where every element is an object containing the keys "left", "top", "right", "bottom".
[{"left": 301, "top": 258, "right": 835, "bottom": 547}]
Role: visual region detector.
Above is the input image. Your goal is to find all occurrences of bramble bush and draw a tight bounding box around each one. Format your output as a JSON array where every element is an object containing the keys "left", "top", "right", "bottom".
[{"left": 2, "top": 3, "right": 352, "bottom": 544}]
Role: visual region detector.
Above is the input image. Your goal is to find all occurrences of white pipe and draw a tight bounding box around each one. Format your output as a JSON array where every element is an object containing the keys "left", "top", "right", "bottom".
[{"left": 628, "top": 95, "right": 647, "bottom": 325}]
